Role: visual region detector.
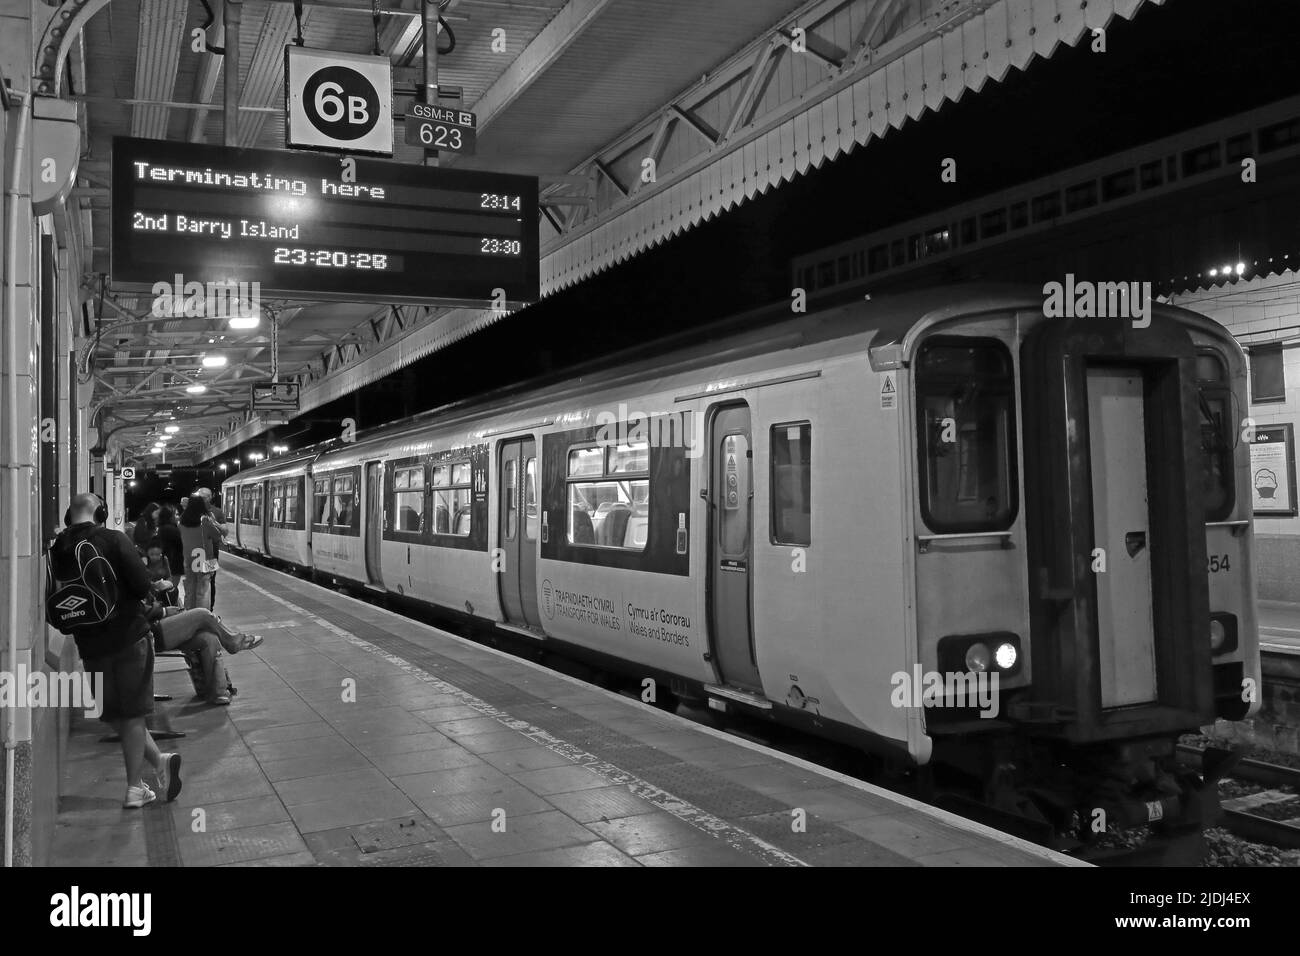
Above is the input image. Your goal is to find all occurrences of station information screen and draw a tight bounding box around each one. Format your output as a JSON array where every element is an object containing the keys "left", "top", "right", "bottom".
[{"left": 111, "top": 137, "right": 539, "bottom": 306}]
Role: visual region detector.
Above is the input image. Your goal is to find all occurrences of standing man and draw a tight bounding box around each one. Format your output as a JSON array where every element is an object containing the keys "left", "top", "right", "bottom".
[
  {"left": 195, "top": 487, "right": 226, "bottom": 611},
  {"left": 48, "top": 493, "right": 182, "bottom": 807}
]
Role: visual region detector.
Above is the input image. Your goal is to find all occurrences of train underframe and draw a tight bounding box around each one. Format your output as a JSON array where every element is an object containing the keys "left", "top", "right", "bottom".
[{"left": 926, "top": 728, "right": 1234, "bottom": 863}]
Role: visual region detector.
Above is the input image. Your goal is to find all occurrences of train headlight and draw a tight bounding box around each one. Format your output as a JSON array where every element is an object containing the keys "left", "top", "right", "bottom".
[
  {"left": 995, "top": 642, "right": 1018, "bottom": 670},
  {"left": 964, "top": 643, "right": 991, "bottom": 673},
  {"left": 1208, "top": 614, "right": 1237, "bottom": 656}
]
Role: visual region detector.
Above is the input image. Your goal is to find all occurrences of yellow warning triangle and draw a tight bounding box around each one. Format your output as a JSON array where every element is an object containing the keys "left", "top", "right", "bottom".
[{"left": 881, "top": 375, "right": 895, "bottom": 394}]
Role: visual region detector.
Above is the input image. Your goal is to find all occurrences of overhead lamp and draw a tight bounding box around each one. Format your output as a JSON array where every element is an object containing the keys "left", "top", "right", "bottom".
[
  {"left": 186, "top": 384, "right": 206, "bottom": 394},
  {"left": 218, "top": 464, "right": 228, "bottom": 472},
  {"left": 1236, "top": 262, "right": 1246, "bottom": 276},
  {"left": 228, "top": 314, "right": 260, "bottom": 330},
  {"left": 164, "top": 425, "right": 180, "bottom": 434},
  {"left": 202, "top": 354, "right": 228, "bottom": 368},
  {"left": 151, "top": 446, "right": 163, "bottom": 454}
]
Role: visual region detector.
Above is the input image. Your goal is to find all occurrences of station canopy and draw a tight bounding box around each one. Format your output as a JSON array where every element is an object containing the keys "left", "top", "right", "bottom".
[{"left": 65, "top": 0, "right": 1155, "bottom": 463}]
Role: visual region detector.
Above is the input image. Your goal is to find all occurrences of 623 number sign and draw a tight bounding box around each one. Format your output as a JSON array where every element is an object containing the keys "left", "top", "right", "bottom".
[{"left": 404, "top": 103, "right": 476, "bottom": 156}]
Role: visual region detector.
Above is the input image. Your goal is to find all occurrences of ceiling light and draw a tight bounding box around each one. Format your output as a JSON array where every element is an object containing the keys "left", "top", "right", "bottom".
[
  {"left": 151, "top": 446, "right": 163, "bottom": 454},
  {"left": 186, "top": 384, "right": 206, "bottom": 394},
  {"left": 202, "top": 355, "right": 228, "bottom": 368},
  {"left": 164, "top": 425, "right": 180, "bottom": 434},
  {"left": 228, "top": 315, "right": 260, "bottom": 330}
]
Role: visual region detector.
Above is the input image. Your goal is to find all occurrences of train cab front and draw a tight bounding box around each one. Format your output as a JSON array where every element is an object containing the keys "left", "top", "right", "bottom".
[
  {"left": 1013, "top": 305, "right": 1260, "bottom": 841},
  {"left": 906, "top": 297, "right": 1260, "bottom": 848}
]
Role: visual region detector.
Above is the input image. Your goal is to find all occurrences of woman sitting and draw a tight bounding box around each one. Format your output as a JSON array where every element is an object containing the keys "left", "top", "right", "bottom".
[{"left": 144, "top": 589, "right": 264, "bottom": 705}]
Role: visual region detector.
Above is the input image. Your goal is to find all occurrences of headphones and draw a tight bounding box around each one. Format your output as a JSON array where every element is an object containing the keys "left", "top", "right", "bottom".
[{"left": 64, "top": 494, "right": 108, "bottom": 527}]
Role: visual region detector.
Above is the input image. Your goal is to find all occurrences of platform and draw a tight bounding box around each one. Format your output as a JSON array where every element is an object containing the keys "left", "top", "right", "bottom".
[
  {"left": 1261, "top": 601, "right": 1300, "bottom": 656},
  {"left": 52, "top": 553, "right": 1083, "bottom": 867}
]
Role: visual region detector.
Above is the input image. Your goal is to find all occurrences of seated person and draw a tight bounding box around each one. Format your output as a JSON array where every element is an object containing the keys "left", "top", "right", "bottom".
[
  {"left": 144, "top": 600, "right": 264, "bottom": 706},
  {"left": 143, "top": 543, "right": 178, "bottom": 607}
]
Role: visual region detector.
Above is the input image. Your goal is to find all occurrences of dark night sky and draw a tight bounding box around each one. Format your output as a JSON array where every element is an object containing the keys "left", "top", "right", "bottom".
[{"left": 200, "top": 0, "right": 1300, "bottom": 472}]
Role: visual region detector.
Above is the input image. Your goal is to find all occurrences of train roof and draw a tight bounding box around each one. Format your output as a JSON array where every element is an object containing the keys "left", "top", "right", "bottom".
[{"left": 228, "top": 282, "right": 1237, "bottom": 469}]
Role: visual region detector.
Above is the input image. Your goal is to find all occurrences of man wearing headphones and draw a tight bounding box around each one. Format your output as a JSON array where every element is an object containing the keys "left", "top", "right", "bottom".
[{"left": 51, "top": 492, "right": 183, "bottom": 808}]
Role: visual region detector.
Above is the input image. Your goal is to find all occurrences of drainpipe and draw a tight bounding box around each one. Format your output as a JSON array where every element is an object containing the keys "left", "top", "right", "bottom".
[{"left": 3, "top": 91, "right": 31, "bottom": 869}]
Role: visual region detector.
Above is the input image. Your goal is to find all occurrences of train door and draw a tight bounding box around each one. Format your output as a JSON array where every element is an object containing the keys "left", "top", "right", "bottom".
[
  {"left": 1021, "top": 316, "right": 1212, "bottom": 737},
  {"left": 232, "top": 485, "right": 241, "bottom": 548},
  {"left": 364, "top": 461, "right": 384, "bottom": 588},
  {"left": 259, "top": 481, "right": 269, "bottom": 553},
  {"left": 706, "top": 403, "right": 763, "bottom": 691},
  {"left": 497, "top": 438, "right": 540, "bottom": 628},
  {"left": 1087, "top": 367, "right": 1157, "bottom": 707}
]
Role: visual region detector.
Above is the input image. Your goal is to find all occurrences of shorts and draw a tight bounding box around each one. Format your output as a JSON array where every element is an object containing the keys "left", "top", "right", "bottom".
[{"left": 83, "top": 637, "right": 155, "bottom": 724}]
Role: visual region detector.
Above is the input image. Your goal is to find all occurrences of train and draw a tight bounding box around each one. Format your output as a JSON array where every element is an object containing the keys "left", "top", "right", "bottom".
[{"left": 218, "top": 284, "right": 1260, "bottom": 851}]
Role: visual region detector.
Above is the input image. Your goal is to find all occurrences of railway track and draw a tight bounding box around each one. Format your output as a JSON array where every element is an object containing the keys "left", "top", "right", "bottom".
[{"left": 1177, "top": 745, "right": 1300, "bottom": 851}]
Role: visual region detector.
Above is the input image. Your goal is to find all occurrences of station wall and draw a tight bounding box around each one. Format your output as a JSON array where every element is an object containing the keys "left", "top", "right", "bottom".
[{"left": 1175, "top": 271, "right": 1300, "bottom": 603}]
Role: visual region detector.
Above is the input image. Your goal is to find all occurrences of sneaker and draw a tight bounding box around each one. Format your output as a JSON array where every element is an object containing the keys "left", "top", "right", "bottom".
[
  {"left": 155, "top": 753, "right": 183, "bottom": 802},
  {"left": 210, "top": 695, "right": 231, "bottom": 706},
  {"left": 123, "top": 784, "right": 156, "bottom": 809}
]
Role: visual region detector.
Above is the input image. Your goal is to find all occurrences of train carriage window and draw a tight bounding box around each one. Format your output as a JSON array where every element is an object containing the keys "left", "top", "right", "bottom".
[
  {"left": 313, "top": 478, "right": 331, "bottom": 525},
  {"left": 1196, "top": 351, "right": 1235, "bottom": 520},
  {"left": 392, "top": 465, "right": 426, "bottom": 532},
  {"left": 432, "top": 462, "right": 472, "bottom": 536},
  {"left": 271, "top": 480, "right": 284, "bottom": 524},
  {"left": 285, "top": 479, "right": 302, "bottom": 526},
  {"left": 566, "top": 440, "right": 649, "bottom": 551},
  {"left": 332, "top": 475, "right": 355, "bottom": 527},
  {"left": 915, "top": 339, "right": 1018, "bottom": 533},
  {"left": 524, "top": 457, "right": 538, "bottom": 541},
  {"left": 771, "top": 423, "right": 812, "bottom": 546}
]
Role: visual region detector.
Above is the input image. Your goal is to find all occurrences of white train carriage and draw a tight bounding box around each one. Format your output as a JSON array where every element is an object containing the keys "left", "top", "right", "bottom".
[{"left": 218, "top": 286, "right": 1260, "bottom": 835}]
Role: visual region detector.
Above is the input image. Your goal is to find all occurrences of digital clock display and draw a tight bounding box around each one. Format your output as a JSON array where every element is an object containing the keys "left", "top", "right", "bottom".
[{"left": 111, "top": 137, "right": 539, "bottom": 306}]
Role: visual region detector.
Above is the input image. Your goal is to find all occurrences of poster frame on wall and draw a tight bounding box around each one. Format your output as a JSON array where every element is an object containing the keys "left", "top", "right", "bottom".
[{"left": 1250, "top": 423, "right": 1298, "bottom": 518}]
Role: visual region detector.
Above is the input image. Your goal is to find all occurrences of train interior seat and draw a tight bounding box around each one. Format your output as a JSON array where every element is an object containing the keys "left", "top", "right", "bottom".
[
  {"left": 571, "top": 510, "right": 595, "bottom": 545},
  {"left": 453, "top": 509, "right": 471, "bottom": 535},
  {"left": 600, "top": 505, "right": 631, "bottom": 547},
  {"left": 436, "top": 506, "right": 450, "bottom": 533},
  {"left": 625, "top": 507, "right": 649, "bottom": 549},
  {"left": 398, "top": 506, "right": 420, "bottom": 531}
]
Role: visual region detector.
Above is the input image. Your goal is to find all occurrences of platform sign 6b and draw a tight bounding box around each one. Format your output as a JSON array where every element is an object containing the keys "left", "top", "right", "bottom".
[
  {"left": 405, "top": 103, "right": 477, "bottom": 156},
  {"left": 286, "top": 47, "right": 393, "bottom": 156}
]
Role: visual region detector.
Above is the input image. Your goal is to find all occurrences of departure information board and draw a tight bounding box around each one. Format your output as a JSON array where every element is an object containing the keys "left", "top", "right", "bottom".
[{"left": 111, "top": 137, "right": 539, "bottom": 306}]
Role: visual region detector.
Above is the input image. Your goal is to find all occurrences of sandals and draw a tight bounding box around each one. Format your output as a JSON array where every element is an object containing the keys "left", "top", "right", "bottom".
[{"left": 239, "top": 634, "right": 264, "bottom": 651}]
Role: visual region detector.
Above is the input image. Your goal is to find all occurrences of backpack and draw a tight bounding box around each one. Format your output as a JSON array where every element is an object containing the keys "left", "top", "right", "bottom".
[{"left": 45, "top": 536, "right": 120, "bottom": 635}]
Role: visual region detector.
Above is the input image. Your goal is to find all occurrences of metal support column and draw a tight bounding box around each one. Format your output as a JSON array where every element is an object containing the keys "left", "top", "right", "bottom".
[
  {"left": 422, "top": 0, "right": 439, "bottom": 168},
  {"left": 223, "top": 0, "right": 244, "bottom": 147}
]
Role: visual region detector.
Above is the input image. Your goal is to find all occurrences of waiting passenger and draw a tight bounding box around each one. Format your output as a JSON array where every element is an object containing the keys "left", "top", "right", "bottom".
[
  {"left": 49, "top": 493, "right": 182, "bottom": 808},
  {"left": 144, "top": 543, "right": 178, "bottom": 608},
  {"left": 179, "top": 496, "right": 222, "bottom": 611},
  {"left": 155, "top": 506, "right": 184, "bottom": 596},
  {"left": 145, "top": 602, "right": 263, "bottom": 706}
]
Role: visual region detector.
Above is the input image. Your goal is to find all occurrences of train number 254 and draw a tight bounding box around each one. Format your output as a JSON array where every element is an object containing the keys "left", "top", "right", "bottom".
[{"left": 1208, "top": 554, "right": 1231, "bottom": 573}]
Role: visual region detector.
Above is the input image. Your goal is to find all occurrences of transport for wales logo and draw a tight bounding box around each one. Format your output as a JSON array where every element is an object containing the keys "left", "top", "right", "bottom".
[
  {"left": 890, "top": 666, "right": 1000, "bottom": 719},
  {"left": 150, "top": 273, "right": 260, "bottom": 319},
  {"left": 0, "top": 665, "right": 102, "bottom": 718}
]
